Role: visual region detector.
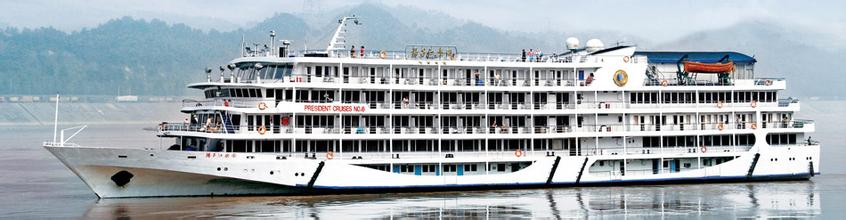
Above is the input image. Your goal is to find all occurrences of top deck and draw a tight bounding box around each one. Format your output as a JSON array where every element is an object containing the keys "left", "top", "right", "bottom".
[{"left": 237, "top": 46, "right": 642, "bottom": 68}]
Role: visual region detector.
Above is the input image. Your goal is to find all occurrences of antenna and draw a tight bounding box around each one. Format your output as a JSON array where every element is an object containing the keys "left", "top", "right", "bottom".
[
  {"left": 52, "top": 94, "right": 59, "bottom": 144},
  {"left": 240, "top": 35, "right": 246, "bottom": 57},
  {"left": 205, "top": 67, "right": 212, "bottom": 82},
  {"left": 269, "top": 31, "right": 276, "bottom": 56}
]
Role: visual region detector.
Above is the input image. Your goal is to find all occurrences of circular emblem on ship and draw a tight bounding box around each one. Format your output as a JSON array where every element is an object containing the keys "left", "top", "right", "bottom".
[{"left": 613, "top": 70, "right": 628, "bottom": 87}]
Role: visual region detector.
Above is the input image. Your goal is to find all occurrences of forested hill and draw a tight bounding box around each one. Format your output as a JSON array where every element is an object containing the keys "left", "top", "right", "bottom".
[
  {"left": 0, "top": 3, "right": 840, "bottom": 97},
  {"left": 2, "top": 18, "right": 213, "bottom": 95},
  {"left": 0, "top": 15, "right": 307, "bottom": 96}
]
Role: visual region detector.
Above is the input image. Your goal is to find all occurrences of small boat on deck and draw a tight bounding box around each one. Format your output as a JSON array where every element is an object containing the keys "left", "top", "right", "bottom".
[{"left": 684, "top": 61, "right": 735, "bottom": 73}]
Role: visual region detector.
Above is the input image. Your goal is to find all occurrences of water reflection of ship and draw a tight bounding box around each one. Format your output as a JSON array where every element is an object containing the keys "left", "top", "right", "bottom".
[{"left": 82, "top": 181, "right": 820, "bottom": 219}]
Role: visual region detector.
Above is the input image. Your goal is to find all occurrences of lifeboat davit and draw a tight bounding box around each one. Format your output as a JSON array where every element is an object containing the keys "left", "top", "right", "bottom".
[{"left": 683, "top": 61, "right": 735, "bottom": 73}]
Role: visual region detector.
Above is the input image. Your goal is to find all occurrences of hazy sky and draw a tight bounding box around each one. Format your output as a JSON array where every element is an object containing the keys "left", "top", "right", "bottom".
[{"left": 2, "top": 0, "right": 843, "bottom": 43}]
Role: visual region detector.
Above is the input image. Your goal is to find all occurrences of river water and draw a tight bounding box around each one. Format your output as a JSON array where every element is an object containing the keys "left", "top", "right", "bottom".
[{"left": 1, "top": 100, "right": 844, "bottom": 219}]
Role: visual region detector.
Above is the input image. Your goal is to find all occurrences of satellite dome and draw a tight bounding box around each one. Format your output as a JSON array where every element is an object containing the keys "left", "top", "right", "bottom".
[
  {"left": 585, "top": 39, "right": 604, "bottom": 53},
  {"left": 565, "top": 37, "right": 580, "bottom": 50}
]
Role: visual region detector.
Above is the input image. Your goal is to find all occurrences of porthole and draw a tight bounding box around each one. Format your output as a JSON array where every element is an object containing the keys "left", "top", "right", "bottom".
[
  {"left": 217, "top": 167, "right": 221, "bottom": 171},
  {"left": 270, "top": 171, "right": 274, "bottom": 175}
]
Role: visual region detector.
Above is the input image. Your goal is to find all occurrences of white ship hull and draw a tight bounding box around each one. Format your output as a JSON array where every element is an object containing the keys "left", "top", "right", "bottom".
[
  {"left": 44, "top": 18, "right": 822, "bottom": 199},
  {"left": 45, "top": 143, "right": 819, "bottom": 198}
]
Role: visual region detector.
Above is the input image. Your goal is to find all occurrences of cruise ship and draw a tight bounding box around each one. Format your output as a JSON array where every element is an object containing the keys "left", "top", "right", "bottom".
[{"left": 45, "top": 16, "right": 820, "bottom": 198}]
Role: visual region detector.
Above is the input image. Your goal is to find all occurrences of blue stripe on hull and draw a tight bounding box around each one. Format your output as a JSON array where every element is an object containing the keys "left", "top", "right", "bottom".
[{"left": 307, "top": 173, "right": 816, "bottom": 191}]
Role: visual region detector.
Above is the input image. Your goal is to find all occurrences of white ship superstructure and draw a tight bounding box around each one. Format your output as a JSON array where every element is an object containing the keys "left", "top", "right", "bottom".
[{"left": 45, "top": 17, "right": 820, "bottom": 198}]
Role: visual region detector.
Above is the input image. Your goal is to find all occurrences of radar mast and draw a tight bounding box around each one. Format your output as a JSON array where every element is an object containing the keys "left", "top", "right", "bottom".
[{"left": 326, "top": 15, "right": 361, "bottom": 57}]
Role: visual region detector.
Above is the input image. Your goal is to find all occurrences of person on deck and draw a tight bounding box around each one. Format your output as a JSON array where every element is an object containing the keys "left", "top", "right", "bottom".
[
  {"left": 474, "top": 70, "right": 482, "bottom": 86},
  {"left": 538, "top": 49, "right": 544, "bottom": 62},
  {"left": 586, "top": 73, "right": 594, "bottom": 85},
  {"left": 350, "top": 45, "right": 356, "bottom": 58},
  {"left": 360, "top": 46, "right": 365, "bottom": 58},
  {"left": 527, "top": 49, "right": 534, "bottom": 62},
  {"left": 323, "top": 93, "right": 332, "bottom": 102},
  {"left": 521, "top": 49, "right": 527, "bottom": 62}
]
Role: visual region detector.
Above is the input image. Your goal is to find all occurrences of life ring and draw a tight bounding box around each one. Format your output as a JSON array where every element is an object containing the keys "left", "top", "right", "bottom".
[
  {"left": 258, "top": 102, "right": 268, "bottom": 110},
  {"left": 325, "top": 151, "right": 334, "bottom": 160},
  {"left": 379, "top": 50, "right": 387, "bottom": 59},
  {"left": 514, "top": 148, "right": 524, "bottom": 157},
  {"left": 660, "top": 80, "right": 669, "bottom": 87},
  {"left": 623, "top": 56, "right": 630, "bottom": 63},
  {"left": 700, "top": 145, "right": 707, "bottom": 153},
  {"left": 751, "top": 123, "right": 758, "bottom": 130},
  {"left": 281, "top": 117, "right": 290, "bottom": 126},
  {"left": 717, "top": 123, "right": 725, "bottom": 131},
  {"left": 750, "top": 100, "right": 758, "bottom": 108},
  {"left": 716, "top": 101, "right": 724, "bottom": 108},
  {"left": 257, "top": 125, "right": 267, "bottom": 135}
]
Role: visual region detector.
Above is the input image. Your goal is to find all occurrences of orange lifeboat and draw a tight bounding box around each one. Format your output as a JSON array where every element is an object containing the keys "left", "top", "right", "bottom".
[{"left": 683, "top": 61, "right": 735, "bottom": 73}]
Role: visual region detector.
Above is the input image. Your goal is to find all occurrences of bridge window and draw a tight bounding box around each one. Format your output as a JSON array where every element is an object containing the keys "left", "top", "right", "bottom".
[{"left": 766, "top": 133, "right": 797, "bottom": 145}]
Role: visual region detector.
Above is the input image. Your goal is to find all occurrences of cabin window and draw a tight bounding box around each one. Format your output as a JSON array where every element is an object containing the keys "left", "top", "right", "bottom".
[
  {"left": 247, "top": 115, "right": 254, "bottom": 131},
  {"left": 400, "top": 165, "right": 414, "bottom": 173},
  {"left": 464, "top": 164, "right": 478, "bottom": 172},
  {"left": 421, "top": 165, "right": 436, "bottom": 173}
]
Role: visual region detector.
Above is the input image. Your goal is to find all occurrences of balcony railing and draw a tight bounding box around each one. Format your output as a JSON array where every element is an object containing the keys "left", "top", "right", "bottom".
[
  {"left": 159, "top": 122, "right": 240, "bottom": 134},
  {"left": 159, "top": 119, "right": 812, "bottom": 136},
  {"left": 778, "top": 98, "right": 800, "bottom": 107},
  {"left": 583, "top": 145, "right": 753, "bottom": 156},
  {"left": 182, "top": 99, "right": 265, "bottom": 108}
]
